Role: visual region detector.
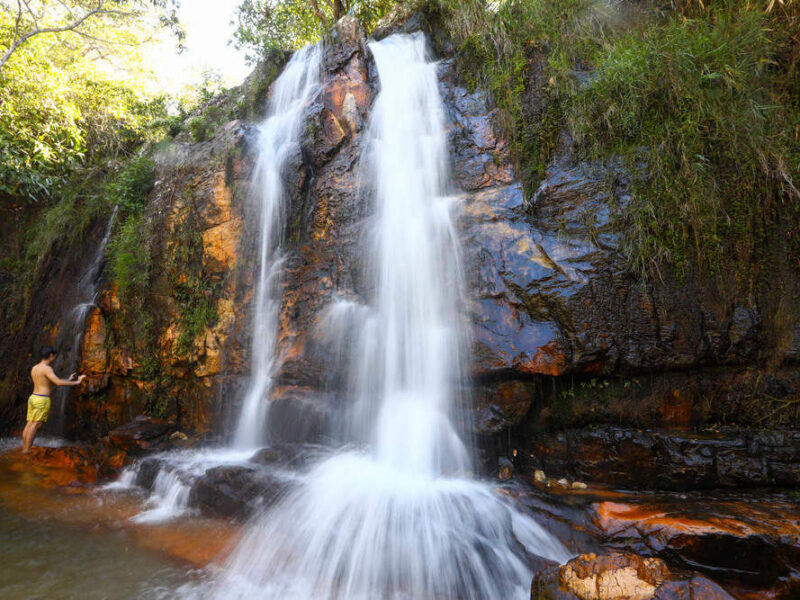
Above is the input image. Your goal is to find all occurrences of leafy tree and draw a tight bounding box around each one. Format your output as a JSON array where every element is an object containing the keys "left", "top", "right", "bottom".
[
  {"left": 0, "top": 0, "right": 183, "bottom": 72},
  {"left": 233, "top": 0, "right": 395, "bottom": 58},
  {"left": 0, "top": 1, "right": 179, "bottom": 203}
]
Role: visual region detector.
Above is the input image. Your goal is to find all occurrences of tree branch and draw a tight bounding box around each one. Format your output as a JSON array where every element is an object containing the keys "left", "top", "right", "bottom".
[
  {"left": 0, "top": 3, "right": 125, "bottom": 72},
  {"left": 309, "top": 0, "right": 330, "bottom": 27}
]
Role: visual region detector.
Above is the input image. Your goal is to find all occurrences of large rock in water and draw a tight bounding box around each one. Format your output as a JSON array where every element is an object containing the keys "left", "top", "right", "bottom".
[
  {"left": 189, "top": 465, "right": 290, "bottom": 518},
  {"left": 531, "top": 552, "right": 734, "bottom": 600}
]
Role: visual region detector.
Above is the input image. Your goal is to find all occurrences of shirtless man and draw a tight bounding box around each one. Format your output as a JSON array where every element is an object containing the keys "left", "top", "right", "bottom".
[{"left": 21, "top": 346, "right": 86, "bottom": 453}]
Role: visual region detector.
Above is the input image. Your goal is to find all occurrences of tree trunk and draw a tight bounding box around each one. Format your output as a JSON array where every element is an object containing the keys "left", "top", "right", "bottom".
[{"left": 332, "top": 0, "right": 346, "bottom": 20}]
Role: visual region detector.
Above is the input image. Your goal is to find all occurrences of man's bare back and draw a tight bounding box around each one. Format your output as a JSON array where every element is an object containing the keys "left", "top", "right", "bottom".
[
  {"left": 22, "top": 346, "right": 86, "bottom": 453},
  {"left": 31, "top": 362, "right": 63, "bottom": 396}
]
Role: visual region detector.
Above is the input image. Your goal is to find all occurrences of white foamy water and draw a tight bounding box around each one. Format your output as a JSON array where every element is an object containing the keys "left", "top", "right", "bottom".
[
  {"left": 232, "top": 44, "right": 322, "bottom": 450},
  {"left": 103, "top": 448, "right": 254, "bottom": 523},
  {"left": 194, "top": 33, "right": 569, "bottom": 600}
]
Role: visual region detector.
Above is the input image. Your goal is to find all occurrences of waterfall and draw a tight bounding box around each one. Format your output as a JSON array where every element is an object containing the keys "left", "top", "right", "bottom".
[
  {"left": 232, "top": 44, "right": 322, "bottom": 449},
  {"left": 205, "top": 33, "right": 569, "bottom": 600},
  {"left": 105, "top": 46, "right": 322, "bottom": 521},
  {"left": 351, "top": 33, "right": 470, "bottom": 477},
  {"left": 50, "top": 205, "right": 119, "bottom": 434}
]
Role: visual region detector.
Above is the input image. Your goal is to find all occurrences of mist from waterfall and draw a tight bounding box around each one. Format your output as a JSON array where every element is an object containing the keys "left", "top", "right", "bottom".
[
  {"left": 232, "top": 44, "right": 322, "bottom": 449},
  {"left": 203, "top": 33, "right": 569, "bottom": 600}
]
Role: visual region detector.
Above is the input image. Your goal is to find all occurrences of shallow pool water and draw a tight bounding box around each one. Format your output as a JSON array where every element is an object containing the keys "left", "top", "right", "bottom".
[{"left": 0, "top": 509, "right": 196, "bottom": 599}]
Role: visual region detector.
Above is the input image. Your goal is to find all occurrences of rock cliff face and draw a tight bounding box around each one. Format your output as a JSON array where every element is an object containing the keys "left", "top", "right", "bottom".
[{"left": 3, "top": 16, "right": 798, "bottom": 472}]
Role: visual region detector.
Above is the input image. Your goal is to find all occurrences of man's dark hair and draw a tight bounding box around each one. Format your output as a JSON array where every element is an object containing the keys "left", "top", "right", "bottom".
[{"left": 40, "top": 346, "right": 57, "bottom": 360}]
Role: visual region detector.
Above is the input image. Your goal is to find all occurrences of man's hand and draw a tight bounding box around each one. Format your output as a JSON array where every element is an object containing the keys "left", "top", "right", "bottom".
[
  {"left": 77, "top": 374, "right": 87, "bottom": 384},
  {"left": 69, "top": 372, "right": 78, "bottom": 381}
]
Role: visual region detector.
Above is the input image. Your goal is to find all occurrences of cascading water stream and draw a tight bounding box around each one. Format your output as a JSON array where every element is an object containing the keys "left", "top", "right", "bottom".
[
  {"left": 198, "top": 32, "right": 569, "bottom": 600},
  {"left": 50, "top": 205, "right": 119, "bottom": 434},
  {"left": 232, "top": 43, "right": 322, "bottom": 450},
  {"left": 104, "top": 45, "right": 322, "bottom": 521}
]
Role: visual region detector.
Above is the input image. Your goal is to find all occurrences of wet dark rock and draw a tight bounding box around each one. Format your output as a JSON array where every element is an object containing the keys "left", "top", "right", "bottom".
[
  {"left": 512, "top": 480, "right": 800, "bottom": 597},
  {"left": 524, "top": 427, "right": 800, "bottom": 490},
  {"left": 473, "top": 379, "right": 537, "bottom": 434},
  {"left": 592, "top": 494, "right": 800, "bottom": 593},
  {"left": 189, "top": 465, "right": 290, "bottom": 519},
  {"left": 134, "top": 456, "right": 169, "bottom": 490},
  {"left": 372, "top": 5, "right": 423, "bottom": 41},
  {"left": 249, "top": 442, "right": 329, "bottom": 469},
  {"left": 531, "top": 552, "right": 734, "bottom": 600},
  {"left": 107, "top": 415, "right": 175, "bottom": 454},
  {"left": 266, "top": 387, "right": 336, "bottom": 445}
]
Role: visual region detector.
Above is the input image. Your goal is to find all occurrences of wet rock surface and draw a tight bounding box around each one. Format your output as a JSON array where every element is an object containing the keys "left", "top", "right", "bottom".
[
  {"left": 513, "top": 481, "right": 800, "bottom": 598},
  {"left": 189, "top": 464, "right": 290, "bottom": 519},
  {"left": 0, "top": 444, "right": 126, "bottom": 487},
  {"left": 106, "top": 415, "right": 176, "bottom": 454},
  {"left": 523, "top": 426, "right": 800, "bottom": 490},
  {"left": 531, "top": 552, "right": 734, "bottom": 600}
]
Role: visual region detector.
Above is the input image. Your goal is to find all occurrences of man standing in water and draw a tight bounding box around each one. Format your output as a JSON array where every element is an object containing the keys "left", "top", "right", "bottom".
[{"left": 21, "top": 346, "right": 86, "bottom": 453}]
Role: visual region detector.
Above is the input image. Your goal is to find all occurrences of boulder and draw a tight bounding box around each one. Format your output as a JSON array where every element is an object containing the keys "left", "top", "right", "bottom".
[
  {"left": 107, "top": 415, "right": 175, "bottom": 454},
  {"left": 593, "top": 498, "right": 800, "bottom": 592},
  {"left": 531, "top": 552, "right": 733, "bottom": 600},
  {"left": 189, "top": 465, "right": 290, "bottom": 519}
]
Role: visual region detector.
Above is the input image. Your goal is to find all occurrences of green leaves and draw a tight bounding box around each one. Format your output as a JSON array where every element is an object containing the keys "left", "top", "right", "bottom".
[
  {"left": 0, "top": 2, "right": 177, "bottom": 205},
  {"left": 232, "top": 0, "right": 395, "bottom": 58}
]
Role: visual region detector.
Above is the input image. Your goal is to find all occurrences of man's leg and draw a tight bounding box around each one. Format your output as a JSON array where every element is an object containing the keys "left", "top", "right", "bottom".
[
  {"left": 27, "top": 421, "right": 43, "bottom": 451},
  {"left": 21, "top": 421, "right": 33, "bottom": 452}
]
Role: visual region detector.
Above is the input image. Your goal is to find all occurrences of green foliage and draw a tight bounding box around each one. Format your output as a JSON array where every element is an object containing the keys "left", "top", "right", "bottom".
[
  {"left": 425, "top": 0, "right": 800, "bottom": 289},
  {"left": 107, "top": 156, "right": 155, "bottom": 214},
  {"left": 107, "top": 156, "right": 156, "bottom": 307},
  {"left": 186, "top": 115, "right": 210, "bottom": 142},
  {"left": 563, "top": 5, "right": 800, "bottom": 283},
  {"left": 0, "top": 2, "right": 177, "bottom": 204},
  {"left": 233, "top": 0, "right": 395, "bottom": 57},
  {"left": 174, "top": 276, "right": 221, "bottom": 354},
  {"left": 417, "top": 0, "right": 598, "bottom": 193},
  {"left": 108, "top": 215, "right": 150, "bottom": 299}
]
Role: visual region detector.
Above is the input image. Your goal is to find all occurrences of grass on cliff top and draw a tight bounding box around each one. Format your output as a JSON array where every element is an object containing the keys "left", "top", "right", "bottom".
[{"left": 424, "top": 0, "right": 800, "bottom": 294}]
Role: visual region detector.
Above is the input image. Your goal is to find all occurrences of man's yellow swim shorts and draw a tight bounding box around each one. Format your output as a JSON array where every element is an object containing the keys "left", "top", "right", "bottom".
[{"left": 27, "top": 394, "right": 51, "bottom": 422}]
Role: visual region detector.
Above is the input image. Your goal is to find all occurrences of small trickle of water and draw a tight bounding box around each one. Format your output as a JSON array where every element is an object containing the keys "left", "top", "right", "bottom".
[
  {"left": 232, "top": 44, "right": 322, "bottom": 450},
  {"left": 51, "top": 205, "right": 119, "bottom": 433}
]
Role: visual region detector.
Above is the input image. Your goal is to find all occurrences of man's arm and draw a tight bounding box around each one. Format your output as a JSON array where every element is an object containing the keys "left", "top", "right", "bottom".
[{"left": 44, "top": 366, "right": 86, "bottom": 387}]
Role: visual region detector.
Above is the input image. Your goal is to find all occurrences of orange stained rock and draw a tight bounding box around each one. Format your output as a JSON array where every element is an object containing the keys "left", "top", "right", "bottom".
[
  {"left": 657, "top": 388, "right": 695, "bottom": 428},
  {"left": 593, "top": 501, "right": 757, "bottom": 538},
  {"left": 131, "top": 520, "right": 239, "bottom": 568},
  {"left": 81, "top": 306, "right": 108, "bottom": 376},
  {"left": 519, "top": 340, "right": 569, "bottom": 376},
  {"left": 210, "top": 172, "right": 234, "bottom": 223},
  {"left": 202, "top": 217, "right": 241, "bottom": 274},
  {"left": 0, "top": 446, "right": 121, "bottom": 488}
]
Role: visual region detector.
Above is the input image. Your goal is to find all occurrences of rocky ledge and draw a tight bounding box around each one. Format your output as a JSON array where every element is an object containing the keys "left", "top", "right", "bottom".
[{"left": 522, "top": 426, "right": 800, "bottom": 490}]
